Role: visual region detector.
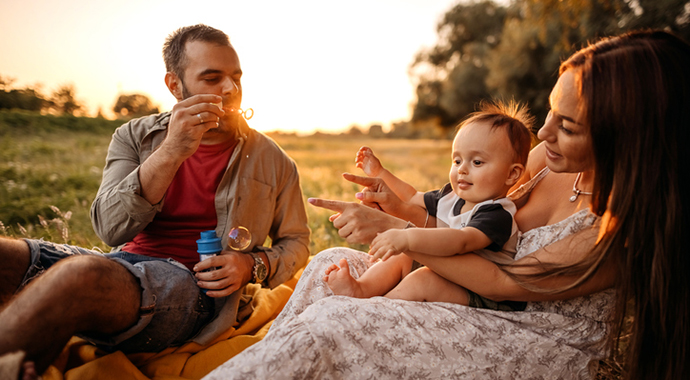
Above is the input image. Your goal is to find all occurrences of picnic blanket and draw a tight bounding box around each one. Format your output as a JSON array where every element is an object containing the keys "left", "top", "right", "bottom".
[{"left": 41, "top": 267, "right": 303, "bottom": 380}]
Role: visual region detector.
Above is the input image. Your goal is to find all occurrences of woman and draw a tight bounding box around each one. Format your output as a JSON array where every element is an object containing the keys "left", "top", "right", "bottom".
[{"left": 204, "top": 30, "right": 689, "bottom": 380}]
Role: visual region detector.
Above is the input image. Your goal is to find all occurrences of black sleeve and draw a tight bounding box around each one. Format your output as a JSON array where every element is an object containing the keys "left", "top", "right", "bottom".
[
  {"left": 423, "top": 183, "right": 453, "bottom": 217},
  {"left": 466, "top": 204, "right": 513, "bottom": 251}
]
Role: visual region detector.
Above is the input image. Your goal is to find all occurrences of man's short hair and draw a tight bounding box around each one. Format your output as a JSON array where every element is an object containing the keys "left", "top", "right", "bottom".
[{"left": 163, "top": 24, "right": 231, "bottom": 80}]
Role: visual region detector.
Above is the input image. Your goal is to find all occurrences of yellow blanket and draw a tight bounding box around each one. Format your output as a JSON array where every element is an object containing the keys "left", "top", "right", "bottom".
[{"left": 43, "top": 270, "right": 302, "bottom": 380}]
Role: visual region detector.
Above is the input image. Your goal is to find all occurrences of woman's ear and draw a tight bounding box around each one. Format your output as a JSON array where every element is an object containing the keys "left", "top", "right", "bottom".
[
  {"left": 506, "top": 163, "right": 525, "bottom": 187},
  {"left": 165, "top": 72, "right": 184, "bottom": 101}
]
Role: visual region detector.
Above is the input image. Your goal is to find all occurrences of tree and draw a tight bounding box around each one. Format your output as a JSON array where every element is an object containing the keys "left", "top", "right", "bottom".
[
  {"left": 409, "top": 0, "right": 690, "bottom": 134},
  {"left": 0, "top": 75, "right": 49, "bottom": 112},
  {"left": 409, "top": 0, "right": 507, "bottom": 128},
  {"left": 345, "top": 125, "right": 364, "bottom": 136},
  {"left": 0, "top": 75, "right": 15, "bottom": 91},
  {"left": 112, "top": 93, "right": 159, "bottom": 119},
  {"left": 0, "top": 88, "right": 47, "bottom": 112},
  {"left": 367, "top": 124, "right": 385, "bottom": 138},
  {"left": 50, "top": 84, "right": 82, "bottom": 116}
]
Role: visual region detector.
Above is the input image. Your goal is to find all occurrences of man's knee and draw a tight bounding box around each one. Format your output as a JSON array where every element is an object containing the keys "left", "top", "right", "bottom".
[
  {"left": 49, "top": 255, "right": 139, "bottom": 294},
  {"left": 45, "top": 255, "right": 141, "bottom": 332},
  {"left": 0, "top": 238, "right": 32, "bottom": 302}
]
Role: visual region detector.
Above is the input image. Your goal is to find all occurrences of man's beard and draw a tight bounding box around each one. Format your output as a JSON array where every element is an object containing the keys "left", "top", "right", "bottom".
[
  {"left": 181, "top": 82, "right": 193, "bottom": 100},
  {"left": 180, "top": 83, "right": 239, "bottom": 133}
]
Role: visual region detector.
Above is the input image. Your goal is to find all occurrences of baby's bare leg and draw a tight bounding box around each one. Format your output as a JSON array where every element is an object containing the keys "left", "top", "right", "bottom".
[
  {"left": 385, "top": 267, "right": 470, "bottom": 305},
  {"left": 325, "top": 255, "right": 413, "bottom": 298}
]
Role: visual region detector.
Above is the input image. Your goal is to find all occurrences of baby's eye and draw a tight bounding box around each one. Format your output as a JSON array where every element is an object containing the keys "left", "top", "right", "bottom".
[
  {"left": 453, "top": 159, "right": 462, "bottom": 165},
  {"left": 473, "top": 160, "right": 483, "bottom": 166}
]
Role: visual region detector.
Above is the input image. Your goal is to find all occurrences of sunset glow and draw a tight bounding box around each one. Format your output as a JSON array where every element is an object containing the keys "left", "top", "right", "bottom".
[{"left": 0, "top": 0, "right": 460, "bottom": 134}]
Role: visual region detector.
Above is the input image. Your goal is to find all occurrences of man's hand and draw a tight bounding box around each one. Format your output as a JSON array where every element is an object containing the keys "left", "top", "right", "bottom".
[
  {"left": 160, "top": 94, "right": 225, "bottom": 161},
  {"left": 369, "top": 229, "right": 409, "bottom": 261},
  {"left": 139, "top": 94, "right": 225, "bottom": 205},
  {"left": 308, "top": 198, "right": 408, "bottom": 245},
  {"left": 193, "top": 250, "right": 254, "bottom": 297}
]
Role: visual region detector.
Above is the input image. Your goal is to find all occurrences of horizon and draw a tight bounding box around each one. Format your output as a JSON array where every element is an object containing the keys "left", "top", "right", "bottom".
[{"left": 0, "top": 0, "right": 466, "bottom": 135}]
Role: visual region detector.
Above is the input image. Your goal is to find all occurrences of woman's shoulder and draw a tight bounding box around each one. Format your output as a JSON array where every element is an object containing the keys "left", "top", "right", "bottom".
[
  {"left": 509, "top": 142, "right": 547, "bottom": 194},
  {"left": 526, "top": 142, "right": 548, "bottom": 177}
]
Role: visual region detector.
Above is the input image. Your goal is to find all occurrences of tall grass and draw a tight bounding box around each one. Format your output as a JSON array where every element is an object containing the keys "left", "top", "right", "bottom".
[
  {"left": 0, "top": 111, "right": 452, "bottom": 255},
  {"left": 275, "top": 134, "right": 451, "bottom": 254},
  {"left": 0, "top": 110, "right": 118, "bottom": 248}
]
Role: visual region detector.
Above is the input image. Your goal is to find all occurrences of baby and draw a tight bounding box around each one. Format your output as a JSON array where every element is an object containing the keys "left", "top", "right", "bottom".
[{"left": 324, "top": 101, "right": 533, "bottom": 310}]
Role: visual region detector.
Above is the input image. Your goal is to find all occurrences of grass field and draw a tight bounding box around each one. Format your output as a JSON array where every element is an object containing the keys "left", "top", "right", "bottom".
[{"left": 0, "top": 113, "right": 451, "bottom": 255}]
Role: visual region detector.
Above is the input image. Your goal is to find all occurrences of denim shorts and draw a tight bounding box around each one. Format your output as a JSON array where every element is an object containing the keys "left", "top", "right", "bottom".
[
  {"left": 466, "top": 289, "right": 527, "bottom": 311},
  {"left": 21, "top": 239, "right": 215, "bottom": 353}
]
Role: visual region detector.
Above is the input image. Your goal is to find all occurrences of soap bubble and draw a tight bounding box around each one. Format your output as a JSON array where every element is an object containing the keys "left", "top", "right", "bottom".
[{"left": 228, "top": 226, "right": 251, "bottom": 251}]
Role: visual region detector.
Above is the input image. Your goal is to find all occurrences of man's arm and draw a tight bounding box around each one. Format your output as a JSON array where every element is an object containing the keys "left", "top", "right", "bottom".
[
  {"left": 257, "top": 159, "right": 310, "bottom": 288},
  {"left": 91, "top": 95, "right": 223, "bottom": 247},
  {"left": 194, "top": 159, "right": 309, "bottom": 296},
  {"left": 90, "top": 116, "right": 163, "bottom": 247}
]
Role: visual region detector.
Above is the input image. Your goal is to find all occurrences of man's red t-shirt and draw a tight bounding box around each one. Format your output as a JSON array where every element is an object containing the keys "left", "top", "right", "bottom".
[{"left": 122, "top": 139, "right": 237, "bottom": 270}]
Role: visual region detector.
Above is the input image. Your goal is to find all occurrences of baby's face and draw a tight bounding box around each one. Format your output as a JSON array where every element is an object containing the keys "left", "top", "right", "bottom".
[{"left": 449, "top": 121, "right": 520, "bottom": 205}]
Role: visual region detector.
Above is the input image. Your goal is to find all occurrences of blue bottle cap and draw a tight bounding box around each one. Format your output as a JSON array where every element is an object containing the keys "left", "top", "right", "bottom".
[{"left": 196, "top": 230, "right": 222, "bottom": 254}]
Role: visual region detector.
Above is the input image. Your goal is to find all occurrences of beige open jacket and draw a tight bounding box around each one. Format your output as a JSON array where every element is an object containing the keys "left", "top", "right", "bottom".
[{"left": 90, "top": 112, "right": 310, "bottom": 343}]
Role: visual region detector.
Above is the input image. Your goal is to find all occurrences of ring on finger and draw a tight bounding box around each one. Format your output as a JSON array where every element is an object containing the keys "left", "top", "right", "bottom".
[{"left": 196, "top": 113, "right": 204, "bottom": 124}]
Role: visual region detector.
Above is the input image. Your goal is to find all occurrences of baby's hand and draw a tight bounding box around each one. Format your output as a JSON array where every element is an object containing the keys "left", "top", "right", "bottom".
[
  {"left": 355, "top": 146, "right": 383, "bottom": 177},
  {"left": 368, "top": 229, "right": 408, "bottom": 262}
]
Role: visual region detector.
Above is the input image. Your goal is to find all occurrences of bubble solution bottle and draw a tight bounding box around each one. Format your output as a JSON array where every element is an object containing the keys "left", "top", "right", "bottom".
[{"left": 196, "top": 230, "right": 222, "bottom": 293}]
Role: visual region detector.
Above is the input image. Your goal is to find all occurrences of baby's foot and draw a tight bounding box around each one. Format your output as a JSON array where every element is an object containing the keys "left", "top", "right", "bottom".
[
  {"left": 355, "top": 146, "right": 383, "bottom": 177},
  {"left": 323, "top": 258, "right": 365, "bottom": 298}
]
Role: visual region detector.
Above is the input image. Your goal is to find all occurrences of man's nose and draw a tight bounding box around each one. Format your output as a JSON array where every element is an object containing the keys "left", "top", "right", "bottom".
[{"left": 222, "top": 77, "right": 240, "bottom": 95}]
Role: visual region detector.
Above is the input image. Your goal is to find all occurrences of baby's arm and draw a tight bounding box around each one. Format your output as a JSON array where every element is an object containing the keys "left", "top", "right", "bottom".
[
  {"left": 356, "top": 146, "right": 425, "bottom": 206},
  {"left": 369, "top": 227, "right": 492, "bottom": 261}
]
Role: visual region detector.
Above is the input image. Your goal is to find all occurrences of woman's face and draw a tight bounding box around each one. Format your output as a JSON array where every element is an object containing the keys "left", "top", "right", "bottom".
[{"left": 537, "top": 69, "right": 595, "bottom": 173}]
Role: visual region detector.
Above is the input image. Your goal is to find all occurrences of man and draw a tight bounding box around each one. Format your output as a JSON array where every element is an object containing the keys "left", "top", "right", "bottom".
[{"left": 0, "top": 24, "right": 310, "bottom": 378}]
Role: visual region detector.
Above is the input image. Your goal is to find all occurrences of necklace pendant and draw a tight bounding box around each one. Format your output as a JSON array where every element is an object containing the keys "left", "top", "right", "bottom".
[{"left": 569, "top": 194, "right": 578, "bottom": 202}]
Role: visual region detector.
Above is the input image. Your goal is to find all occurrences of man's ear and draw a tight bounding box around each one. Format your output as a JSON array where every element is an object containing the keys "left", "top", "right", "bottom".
[
  {"left": 165, "top": 72, "right": 184, "bottom": 101},
  {"left": 506, "top": 163, "right": 525, "bottom": 187}
]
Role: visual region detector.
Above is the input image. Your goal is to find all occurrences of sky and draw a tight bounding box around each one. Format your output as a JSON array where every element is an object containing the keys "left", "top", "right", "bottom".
[{"left": 0, "top": 0, "right": 465, "bottom": 134}]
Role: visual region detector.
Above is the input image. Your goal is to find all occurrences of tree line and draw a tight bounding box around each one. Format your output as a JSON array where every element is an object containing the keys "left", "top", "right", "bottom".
[
  {"left": 408, "top": 0, "right": 690, "bottom": 136},
  {"left": 0, "top": 77, "right": 84, "bottom": 116},
  {"left": 2, "top": 0, "right": 689, "bottom": 133},
  {"left": 0, "top": 75, "right": 159, "bottom": 119}
]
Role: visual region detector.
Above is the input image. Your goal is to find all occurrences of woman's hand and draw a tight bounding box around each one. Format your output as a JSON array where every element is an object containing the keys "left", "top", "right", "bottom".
[
  {"left": 342, "top": 173, "right": 427, "bottom": 224},
  {"left": 308, "top": 198, "right": 408, "bottom": 244}
]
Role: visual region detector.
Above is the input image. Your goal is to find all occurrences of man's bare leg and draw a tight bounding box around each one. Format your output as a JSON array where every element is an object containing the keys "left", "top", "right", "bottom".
[
  {"left": 0, "top": 238, "right": 31, "bottom": 306},
  {"left": 0, "top": 247, "right": 141, "bottom": 375}
]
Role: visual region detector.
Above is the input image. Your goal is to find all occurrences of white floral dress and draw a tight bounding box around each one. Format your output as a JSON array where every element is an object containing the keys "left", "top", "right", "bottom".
[{"left": 204, "top": 173, "right": 614, "bottom": 380}]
